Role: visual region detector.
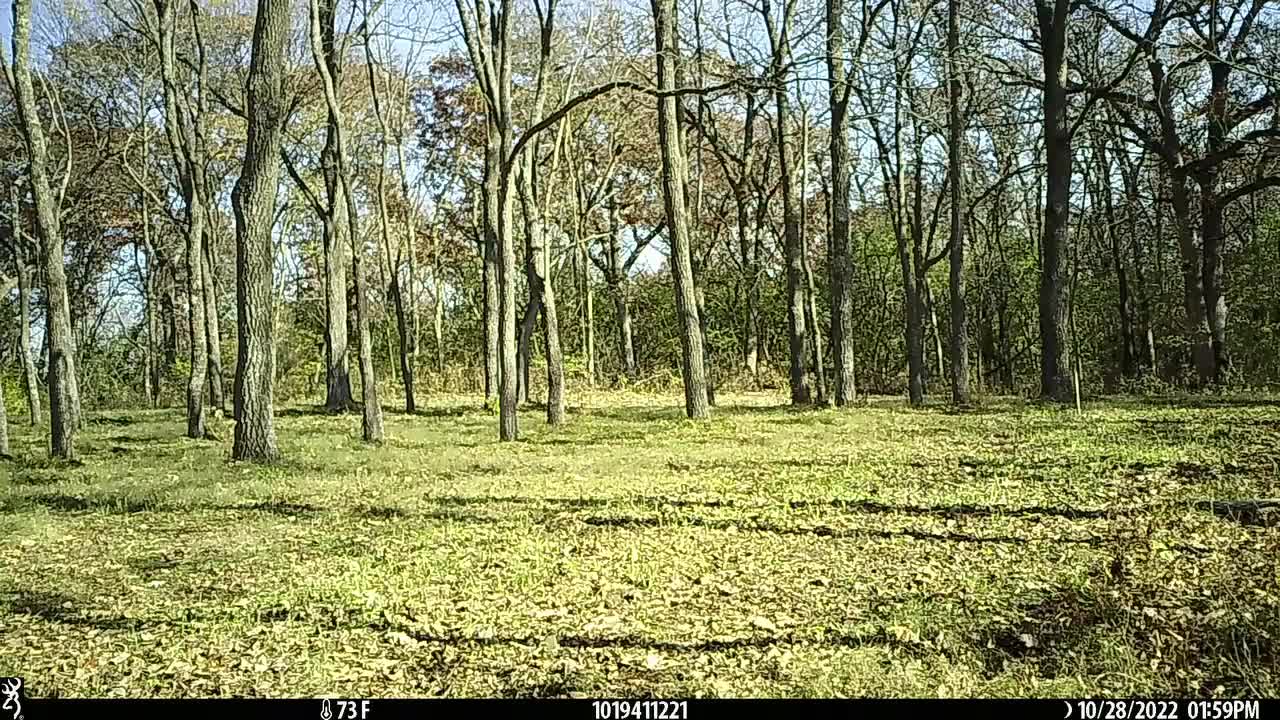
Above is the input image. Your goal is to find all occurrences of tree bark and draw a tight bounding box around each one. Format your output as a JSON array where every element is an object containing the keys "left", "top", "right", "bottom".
[
  {"left": 1036, "top": 0, "right": 1072, "bottom": 403},
  {"left": 1096, "top": 138, "right": 1136, "bottom": 379},
  {"left": 363, "top": 34, "right": 416, "bottom": 413},
  {"left": 153, "top": 0, "right": 209, "bottom": 438},
  {"left": 7, "top": 0, "right": 77, "bottom": 459},
  {"left": 651, "top": 0, "right": 710, "bottom": 419},
  {"left": 12, "top": 188, "right": 41, "bottom": 425},
  {"left": 307, "top": 0, "right": 383, "bottom": 443},
  {"left": 947, "top": 0, "right": 969, "bottom": 405},
  {"left": 1199, "top": 61, "right": 1230, "bottom": 385},
  {"left": 826, "top": 0, "right": 855, "bottom": 405},
  {"left": 0, "top": 368, "right": 8, "bottom": 456},
  {"left": 230, "top": 0, "right": 288, "bottom": 462},
  {"left": 764, "top": 0, "right": 809, "bottom": 406},
  {"left": 202, "top": 235, "right": 224, "bottom": 414},
  {"left": 317, "top": 0, "right": 354, "bottom": 413}
]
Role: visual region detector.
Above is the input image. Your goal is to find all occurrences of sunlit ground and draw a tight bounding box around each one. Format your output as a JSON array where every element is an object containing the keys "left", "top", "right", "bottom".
[{"left": 2, "top": 391, "right": 1277, "bottom": 697}]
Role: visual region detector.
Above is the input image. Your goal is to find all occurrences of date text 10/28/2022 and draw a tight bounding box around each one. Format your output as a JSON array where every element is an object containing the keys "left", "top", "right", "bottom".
[{"left": 1067, "top": 700, "right": 1261, "bottom": 720}]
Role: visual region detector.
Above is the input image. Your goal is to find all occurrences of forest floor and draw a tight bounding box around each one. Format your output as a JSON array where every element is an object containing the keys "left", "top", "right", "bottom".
[{"left": 1, "top": 391, "right": 1278, "bottom": 698}]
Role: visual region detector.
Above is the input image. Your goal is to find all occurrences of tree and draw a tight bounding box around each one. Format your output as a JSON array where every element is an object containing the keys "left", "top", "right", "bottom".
[
  {"left": 512, "top": 0, "right": 566, "bottom": 426},
  {"left": 1035, "top": 0, "right": 1072, "bottom": 402},
  {"left": 763, "top": 0, "right": 809, "bottom": 405},
  {"left": 362, "top": 8, "right": 417, "bottom": 414},
  {"left": 307, "top": 0, "right": 383, "bottom": 443},
  {"left": 652, "top": 0, "right": 711, "bottom": 420},
  {"left": 148, "top": 0, "right": 213, "bottom": 438},
  {"left": 3, "top": 0, "right": 80, "bottom": 460},
  {"left": 231, "top": 0, "right": 290, "bottom": 461},
  {"left": 947, "top": 0, "right": 969, "bottom": 405},
  {"left": 11, "top": 183, "right": 41, "bottom": 425}
]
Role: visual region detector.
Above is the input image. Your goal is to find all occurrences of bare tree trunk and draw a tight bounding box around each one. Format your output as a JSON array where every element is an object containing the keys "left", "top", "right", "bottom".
[
  {"left": 947, "top": 0, "right": 969, "bottom": 405},
  {"left": 579, "top": 236, "right": 597, "bottom": 389},
  {"left": 317, "top": 0, "right": 354, "bottom": 413},
  {"left": 231, "top": 0, "right": 288, "bottom": 462},
  {"left": 481, "top": 176, "right": 499, "bottom": 407},
  {"left": 800, "top": 109, "right": 826, "bottom": 404},
  {"left": 152, "top": 0, "right": 209, "bottom": 438},
  {"left": 1096, "top": 138, "right": 1136, "bottom": 379},
  {"left": 0, "top": 371, "right": 8, "bottom": 456},
  {"left": 1200, "top": 60, "right": 1230, "bottom": 385},
  {"left": 202, "top": 236, "right": 224, "bottom": 414},
  {"left": 652, "top": 0, "right": 710, "bottom": 419},
  {"left": 764, "top": 0, "right": 809, "bottom": 405},
  {"left": 826, "top": 0, "right": 855, "bottom": 405},
  {"left": 6, "top": 0, "right": 77, "bottom": 459},
  {"left": 12, "top": 187, "right": 42, "bottom": 425},
  {"left": 363, "top": 32, "right": 416, "bottom": 413},
  {"left": 607, "top": 204, "right": 637, "bottom": 382},
  {"left": 308, "top": 0, "right": 382, "bottom": 442},
  {"left": 1036, "top": 0, "right": 1072, "bottom": 403}
]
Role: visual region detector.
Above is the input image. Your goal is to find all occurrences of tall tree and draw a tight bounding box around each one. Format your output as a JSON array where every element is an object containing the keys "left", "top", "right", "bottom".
[
  {"left": 11, "top": 184, "right": 41, "bottom": 425},
  {"left": 308, "top": 0, "right": 383, "bottom": 442},
  {"left": 763, "top": 0, "right": 809, "bottom": 405},
  {"left": 362, "top": 9, "right": 417, "bottom": 414},
  {"left": 652, "top": 0, "right": 710, "bottom": 419},
  {"left": 947, "top": 0, "right": 969, "bottom": 404},
  {"left": 4, "top": 0, "right": 80, "bottom": 459},
  {"left": 231, "top": 0, "right": 290, "bottom": 461},
  {"left": 149, "top": 0, "right": 212, "bottom": 438},
  {"left": 1035, "top": 0, "right": 1072, "bottom": 402}
]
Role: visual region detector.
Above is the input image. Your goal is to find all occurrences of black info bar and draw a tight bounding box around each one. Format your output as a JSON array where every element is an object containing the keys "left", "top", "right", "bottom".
[{"left": 14, "top": 698, "right": 1272, "bottom": 720}]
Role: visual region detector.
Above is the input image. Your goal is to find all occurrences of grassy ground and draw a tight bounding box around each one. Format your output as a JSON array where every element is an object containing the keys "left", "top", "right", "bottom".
[{"left": 1, "top": 391, "right": 1278, "bottom": 698}]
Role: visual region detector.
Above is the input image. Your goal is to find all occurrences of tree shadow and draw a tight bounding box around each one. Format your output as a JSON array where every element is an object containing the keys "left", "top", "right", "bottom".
[
  {"left": 0, "top": 588, "right": 147, "bottom": 631},
  {"left": 390, "top": 626, "right": 938, "bottom": 659},
  {"left": 88, "top": 415, "right": 140, "bottom": 427},
  {"left": 576, "top": 513, "right": 1108, "bottom": 545},
  {"left": 389, "top": 405, "right": 476, "bottom": 419},
  {"left": 1110, "top": 395, "right": 1280, "bottom": 410},
  {"left": 0, "top": 492, "right": 162, "bottom": 514},
  {"left": 416, "top": 493, "right": 1126, "bottom": 522}
]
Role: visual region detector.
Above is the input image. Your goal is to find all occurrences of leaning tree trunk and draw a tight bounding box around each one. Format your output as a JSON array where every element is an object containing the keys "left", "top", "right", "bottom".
[
  {"left": 8, "top": 0, "right": 77, "bottom": 459},
  {"left": 651, "top": 0, "right": 710, "bottom": 419},
  {"left": 230, "top": 0, "right": 289, "bottom": 462}
]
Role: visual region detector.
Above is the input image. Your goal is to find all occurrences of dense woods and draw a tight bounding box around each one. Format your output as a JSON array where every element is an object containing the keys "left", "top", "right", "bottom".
[{"left": 1, "top": 0, "right": 1278, "bottom": 453}]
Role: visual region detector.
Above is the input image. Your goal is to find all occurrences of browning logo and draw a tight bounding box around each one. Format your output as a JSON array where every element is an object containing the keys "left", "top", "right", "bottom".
[{"left": 0, "top": 677, "right": 23, "bottom": 720}]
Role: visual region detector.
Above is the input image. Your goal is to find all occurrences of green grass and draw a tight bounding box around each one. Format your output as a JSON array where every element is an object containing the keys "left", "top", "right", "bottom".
[{"left": 1, "top": 391, "right": 1278, "bottom": 698}]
